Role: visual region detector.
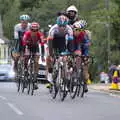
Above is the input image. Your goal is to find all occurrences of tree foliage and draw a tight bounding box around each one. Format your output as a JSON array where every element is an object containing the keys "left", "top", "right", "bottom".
[{"left": 0, "top": 0, "right": 120, "bottom": 79}]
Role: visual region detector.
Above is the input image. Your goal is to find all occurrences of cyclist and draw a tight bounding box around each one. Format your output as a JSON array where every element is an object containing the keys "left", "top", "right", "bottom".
[
  {"left": 46, "top": 15, "right": 74, "bottom": 88},
  {"left": 73, "top": 20, "right": 92, "bottom": 92},
  {"left": 12, "top": 14, "right": 31, "bottom": 72},
  {"left": 22, "top": 22, "right": 45, "bottom": 89},
  {"left": 66, "top": 5, "right": 79, "bottom": 26}
]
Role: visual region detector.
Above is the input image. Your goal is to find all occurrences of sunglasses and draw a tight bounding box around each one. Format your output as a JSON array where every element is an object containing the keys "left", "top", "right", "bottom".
[
  {"left": 31, "top": 29, "right": 38, "bottom": 32},
  {"left": 74, "top": 28, "right": 83, "bottom": 31}
]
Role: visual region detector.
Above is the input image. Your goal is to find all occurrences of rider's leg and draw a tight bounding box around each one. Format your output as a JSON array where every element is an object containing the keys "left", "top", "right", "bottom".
[
  {"left": 46, "top": 55, "right": 53, "bottom": 88},
  {"left": 35, "top": 55, "right": 40, "bottom": 74},
  {"left": 32, "top": 55, "right": 40, "bottom": 90},
  {"left": 83, "top": 64, "right": 89, "bottom": 92},
  {"left": 13, "top": 55, "right": 20, "bottom": 73}
]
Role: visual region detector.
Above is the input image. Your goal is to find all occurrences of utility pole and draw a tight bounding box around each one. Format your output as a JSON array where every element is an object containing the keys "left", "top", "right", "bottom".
[{"left": 105, "top": 0, "right": 110, "bottom": 69}]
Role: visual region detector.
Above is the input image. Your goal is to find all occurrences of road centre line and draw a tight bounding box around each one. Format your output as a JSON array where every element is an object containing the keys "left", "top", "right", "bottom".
[{"left": 7, "top": 102, "right": 24, "bottom": 116}]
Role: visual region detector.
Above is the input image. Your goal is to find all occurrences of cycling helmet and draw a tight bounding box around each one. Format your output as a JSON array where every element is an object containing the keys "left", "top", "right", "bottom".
[
  {"left": 66, "top": 5, "right": 78, "bottom": 13},
  {"left": 30, "top": 22, "right": 40, "bottom": 30},
  {"left": 79, "top": 20, "right": 87, "bottom": 27},
  {"left": 56, "top": 15, "right": 68, "bottom": 26},
  {"left": 73, "top": 20, "right": 87, "bottom": 29},
  {"left": 20, "top": 14, "right": 30, "bottom": 21}
]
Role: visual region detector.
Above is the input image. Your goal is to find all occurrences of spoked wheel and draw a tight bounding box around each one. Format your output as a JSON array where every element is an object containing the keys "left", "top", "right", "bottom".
[
  {"left": 59, "top": 78, "right": 68, "bottom": 101},
  {"left": 16, "top": 76, "right": 21, "bottom": 92},
  {"left": 16, "top": 63, "right": 22, "bottom": 92},
  {"left": 50, "top": 81, "right": 58, "bottom": 99},
  {"left": 27, "top": 78, "right": 30, "bottom": 95},
  {"left": 21, "top": 70, "right": 28, "bottom": 93},
  {"left": 69, "top": 77, "right": 78, "bottom": 99},
  {"left": 21, "top": 79, "right": 26, "bottom": 93},
  {"left": 28, "top": 59, "right": 36, "bottom": 96},
  {"left": 58, "top": 64, "right": 68, "bottom": 101},
  {"left": 30, "top": 81, "right": 35, "bottom": 96},
  {"left": 77, "top": 78, "right": 85, "bottom": 98},
  {"left": 29, "top": 74, "right": 35, "bottom": 96}
]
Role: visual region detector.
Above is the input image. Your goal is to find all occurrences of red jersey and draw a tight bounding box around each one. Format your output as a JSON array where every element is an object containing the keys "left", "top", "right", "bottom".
[
  {"left": 74, "top": 31, "right": 86, "bottom": 44},
  {"left": 22, "top": 31, "right": 44, "bottom": 47}
]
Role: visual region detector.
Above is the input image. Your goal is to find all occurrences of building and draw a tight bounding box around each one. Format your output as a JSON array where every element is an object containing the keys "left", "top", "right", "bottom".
[{"left": 0, "top": 15, "right": 10, "bottom": 64}]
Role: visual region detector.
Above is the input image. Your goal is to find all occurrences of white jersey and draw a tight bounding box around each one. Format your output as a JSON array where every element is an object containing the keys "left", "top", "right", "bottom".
[
  {"left": 48, "top": 24, "right": 73, "bottom": 38},
  {"left": 14, "top": 23, "right": 31, "bottom": 40}
]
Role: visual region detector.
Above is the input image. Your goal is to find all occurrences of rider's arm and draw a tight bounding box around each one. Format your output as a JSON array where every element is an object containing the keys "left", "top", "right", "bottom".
[
  {"left": 38, "top": 32, "right": 46, "bottom": 58},
  {"left": 14, "top": 24, "right": 20, "bottom": 40},
  {"left": 83, "top": 31, "right": 91, "bottom": 46},
  {"left": 84, "top": 30, "right": 91, "bottom": 46},
  {"left": 47, "top": 26, "right": 55, "bottom": 56},
  {"left": 66, "top": 25, "right": 74, "bottom": 52},
  {"left": 22, "top": 31, "right": 29, "bottom": 46},
  {"left": 13, "top": 24, "right": 20, "bottom": 51}
]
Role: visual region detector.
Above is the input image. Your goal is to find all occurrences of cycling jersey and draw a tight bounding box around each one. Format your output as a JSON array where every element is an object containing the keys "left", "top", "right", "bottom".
[
  {"left": 22, "top": 31, "right": 44, "bottom": 55},
  {"left": 48, "top": 24, "right": 73, "bottom": 53},
  {"left": 14, "top": 23, "right": 31, "bottom": 52},
  {"left": 74, "top": 30, "right": 91, "bottom": 56},
  {"left": 22, "top": 31, "right": 44, "bottom": 47},
  {"left": 14, "top": 23, "right": 31, "bottom": 40}
]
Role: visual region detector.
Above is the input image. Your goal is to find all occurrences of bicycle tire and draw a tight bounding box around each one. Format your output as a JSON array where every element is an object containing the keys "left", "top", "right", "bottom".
[
  {"left": 50, "top": 81, "right": 58, "bottom": 99},
  {"left": 69, "top": 76, "right": 78, "bottom": 99},
  {"left": 27, "top": 78, "right": 30, "bottom": 94},
  {"left": 29, "top": 59, "right": 36, "bottom": 96},
  {"left": 58, "top": 66, "right": 68, "bottom": 101},
  {"left": 77, "top": 73, "right": 85, "bottom": 97}
]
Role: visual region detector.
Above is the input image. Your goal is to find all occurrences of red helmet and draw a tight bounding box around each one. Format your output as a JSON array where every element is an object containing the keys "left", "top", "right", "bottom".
[{"left": 30, "top": 22, "right": 40, "bottom": 30}]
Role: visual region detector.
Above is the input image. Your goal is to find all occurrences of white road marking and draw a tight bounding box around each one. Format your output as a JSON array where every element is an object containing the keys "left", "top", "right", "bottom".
[
  {"left": 0, "top": 95, "right": 7, "bottom": 101},
  {"left": 7, "top": 102, "right": 24, "bottom": 116}
]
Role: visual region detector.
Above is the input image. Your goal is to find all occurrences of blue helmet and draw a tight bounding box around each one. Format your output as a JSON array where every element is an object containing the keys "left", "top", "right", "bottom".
[
  {"left": 56, "top": 15, "right": 68, "bottom": 26},
  {"left": 19, "top": 14, "right": 30, "bottom": 21}
]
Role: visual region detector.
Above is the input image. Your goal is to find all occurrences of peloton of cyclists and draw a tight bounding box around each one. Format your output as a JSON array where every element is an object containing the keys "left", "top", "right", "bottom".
[
  {"left": 45, "top": 5, "right": 91, "bottom": 93},
  {"left": 12, "top": 5, "right": 91, "bottom": 93}
]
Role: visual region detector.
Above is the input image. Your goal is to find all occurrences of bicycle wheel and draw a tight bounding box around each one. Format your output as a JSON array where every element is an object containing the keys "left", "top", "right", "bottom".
[
  {"left": 48, "top": 57, "right": 59, "bottom": 99},
  {"left": 29, "top": 60, "right": 36, "bottom": 96},
  {"left": 16, "top": 76, "right": 21, "bottom": 92},
  {"left": 77, "top": 71, "right": 85, "bottom": 98},
  {"left": 19, "top": 60, "right": 26, "bottom": 93},
  {"left": 69, "top": 76, "right": 78, "bottom": 99},
  {"left": 50, "top": 80, "right": 58, "bottom": 99},
  {"left": 27, "top": 77, "right": 30, "bottom": 95},
  {"left": 30, "top": 81, "right": 35, "bottom": 96},
  {"left": 50, "top": 61, "right": 59, "bottom": 99},
  {"left": 58, "top": 66, "right": 68, "bottom": 101}
]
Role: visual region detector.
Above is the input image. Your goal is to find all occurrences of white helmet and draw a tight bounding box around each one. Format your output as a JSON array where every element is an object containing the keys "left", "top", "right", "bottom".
[
  {"left": 73, "top": 20, "right": 87, "bottom": 29},
  {"left": 66, "top": 5, "right": 78, "bottom": 13},
  {"left": 79, "top": 20, "right": 87, "bottom": 27}
]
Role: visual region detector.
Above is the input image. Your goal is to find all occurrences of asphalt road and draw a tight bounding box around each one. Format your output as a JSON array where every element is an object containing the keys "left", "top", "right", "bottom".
[{"left": 0, "top": 82, "right": 120, "bottom": 120}]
